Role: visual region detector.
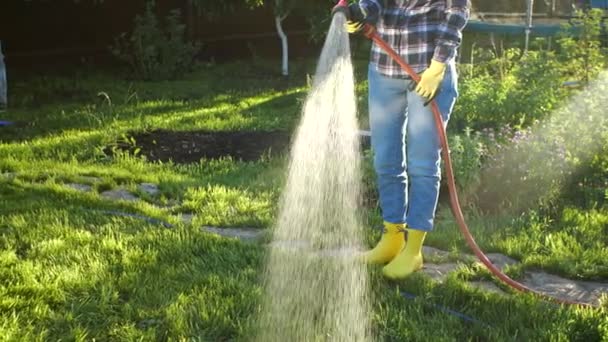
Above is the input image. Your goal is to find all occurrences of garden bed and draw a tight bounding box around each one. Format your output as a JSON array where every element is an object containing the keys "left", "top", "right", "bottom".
[{"left": 108, "top": 130, "right": 291, "bottom": 163}]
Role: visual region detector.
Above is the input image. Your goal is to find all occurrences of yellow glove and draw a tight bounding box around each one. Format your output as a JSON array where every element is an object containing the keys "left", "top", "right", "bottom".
[
  {"left": 345, "top": 4, "right": 367, "bottom": 34},
  {"left": 415, "top": 60, "right": 446, "bottom": 100},
  {"left": 347, "top": 21, "right": 364, "bottom": 33}
]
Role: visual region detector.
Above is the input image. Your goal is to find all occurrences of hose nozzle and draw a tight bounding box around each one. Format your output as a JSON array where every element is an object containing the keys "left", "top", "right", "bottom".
[{"left": 332, "top": 0, "right": 350, "bottom": 19}]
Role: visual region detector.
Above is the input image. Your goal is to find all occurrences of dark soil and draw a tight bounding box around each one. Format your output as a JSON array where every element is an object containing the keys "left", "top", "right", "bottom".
[{"left": 108, "top": 130, "right": 291, "bottom": 163}]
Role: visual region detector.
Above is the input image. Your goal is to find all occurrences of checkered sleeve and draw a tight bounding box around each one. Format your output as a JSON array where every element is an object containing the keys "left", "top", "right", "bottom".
[{"left": 433, "top": 0, "right": 470, "bottom": 64}]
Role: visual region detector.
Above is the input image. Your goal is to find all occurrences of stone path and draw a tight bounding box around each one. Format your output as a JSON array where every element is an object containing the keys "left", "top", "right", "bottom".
[
  {"left": 523, "top": 271, "right": 608, "bottom": 304},
  {"left": 100, "top": 188, "right": 139, "bottom": 202},
  {"left": 5, "top": 173, "right": 607, "bottom": 307},
  {"left": 138, "top": 183, "right": 160, "bottom": 196},
  {"left": 1, "top": 172, "right": 17, "bottom": 179},
  {"left": 203, "top": 226, "right": 264, "bottom": 242},
  {"left": 421, "top": 250, "right": 607, "bottom": 305},
  {"left": 65, "top": 183, "right": 93, "bottom": 192},
  {"left": 469, "top": 281, "right": 506, "bottom": 295},
  {"left": 262, "top": 239, "right": 607, "bottom": 306},
  {"left": 179, "top": 213, "right": 195, "bottom": 225}
]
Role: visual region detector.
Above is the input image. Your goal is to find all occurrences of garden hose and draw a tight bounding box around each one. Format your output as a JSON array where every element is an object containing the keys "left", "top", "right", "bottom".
[{"left": 359, "top": 24, "right": 594, "bottom": 308}]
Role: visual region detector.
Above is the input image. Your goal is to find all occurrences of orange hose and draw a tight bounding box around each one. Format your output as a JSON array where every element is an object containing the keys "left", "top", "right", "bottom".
[{"left": 362, "top": 24, "right": 592, "bottom": 308}]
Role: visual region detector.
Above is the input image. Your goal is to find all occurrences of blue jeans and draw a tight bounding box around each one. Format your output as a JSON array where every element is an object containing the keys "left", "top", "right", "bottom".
[{"left": 368, "top": 63, "right": 458, "bottom": 231}]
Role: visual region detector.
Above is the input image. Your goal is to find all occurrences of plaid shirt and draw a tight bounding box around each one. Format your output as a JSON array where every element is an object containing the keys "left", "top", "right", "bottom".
[{"left": 360, "top": 0, "right": 470, "bottom": 78}]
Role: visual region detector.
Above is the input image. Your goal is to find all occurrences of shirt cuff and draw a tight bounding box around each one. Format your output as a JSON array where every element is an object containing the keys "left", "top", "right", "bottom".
[
  {"left": 433, "top": 43, "right": 457, "bottom": 64},
  {"left": 360, "top": 1, "right": 380, "bottom": 19}
]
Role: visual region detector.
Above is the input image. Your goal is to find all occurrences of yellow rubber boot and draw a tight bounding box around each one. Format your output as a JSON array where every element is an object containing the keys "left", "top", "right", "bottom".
[
  {"left": 361, "top": 222, "right": 406, "bottom": 264},
  {"left": 382, "top": 228, "right": 426, "bottom": 280}
]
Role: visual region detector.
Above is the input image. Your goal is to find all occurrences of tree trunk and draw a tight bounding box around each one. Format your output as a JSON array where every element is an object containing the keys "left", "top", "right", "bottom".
[{"left": 275, "top": 15, "right": 289, "bottom": 76}]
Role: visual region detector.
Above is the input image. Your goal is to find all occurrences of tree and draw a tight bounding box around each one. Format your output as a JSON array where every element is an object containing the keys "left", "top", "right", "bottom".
[
  {"left": 271, "top": 0, "right": 297, "bottom": 76},
  {"left": 46, "top": 0, "right": 332, "bottom": 77},
  {"left": 192, "top": 0, "right": 332, "bottom": 77},
  {"left": 192, "top": 0, "right": 298, "bottom": 77},
  {"left": 111, "top": 1, "right": 201, "bottom": 81},
  {"left": 189, "top": 0, "right": 264, "bottom": 19},
  {"left": 191, "top": 0, "right": 299, "bottom": 77},
  {"left": 267, "top": 0, "right": 333, "bottom": 77}
]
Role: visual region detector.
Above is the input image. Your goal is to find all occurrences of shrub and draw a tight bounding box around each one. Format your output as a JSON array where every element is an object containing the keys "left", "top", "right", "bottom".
[
  {"left": 447, "top": 128, "right": 486, "bottom": 206},
  {"left": 111, "top": 1, "right": 200, "bottom": 81},
  {"left": 453, "top": 48, "right": 567, "bottom": 130},
  {"left": 453, "top": 9, "right": 606, "bottom": 131},
  {"left": 475, "top": 124, "right": 570, "bottom": 214}
]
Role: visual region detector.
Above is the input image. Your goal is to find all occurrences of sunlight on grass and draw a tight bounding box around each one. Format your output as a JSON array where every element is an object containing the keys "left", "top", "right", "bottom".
[
  {"left": 182, "top": 185, "right": 276, "bottom": 227},
  {"left": 0, "top": 60, "right": 606, "bottom": 340}
]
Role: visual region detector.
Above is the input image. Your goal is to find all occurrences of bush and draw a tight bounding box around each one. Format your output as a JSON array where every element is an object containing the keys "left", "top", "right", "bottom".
[
  {"left": 453, "top": 9, "right": 607, "bottom": 131},
  {"left": 446, "top": 10, "right": 608, "bottom": 215},
  {"left": 468, "top": 74, "right": 608, "bottom": 214},
  {"left": 554, "top": 78, "right": 608, "bottom": 208},
  {"left": 474, "top": 124, "right": 570, "bottom": 214},
  {"left": 447, "top": 128, "right": 486, "bottom": 206},
  {"left": 453, "top": 48, "right": 567, "bottom": 130},
  {"left": 446, "top": 124, "right": 570, "bottom": 214},
  {"left": 556, "top": 9, "right": 606, "bottom": 84},
  {"left": 111, "top": 1, "right": 200, "bottom": 81}
]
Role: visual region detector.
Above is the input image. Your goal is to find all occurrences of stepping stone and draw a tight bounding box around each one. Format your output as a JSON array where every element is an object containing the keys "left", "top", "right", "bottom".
[
  {"left": 1, "top": 172, "right": 16, "bottom": 179},
  {"left": 422, "top": 263, "right": 461, "bottom": 282},
  {"left": 65, "top": 183, "right": 92, "bottom": 192},
  {"left": 522, "top": 271, "right": 608, "bottom": 305},
  {"left": 269, "top": 240, "right": 360, "bottom": 250},
  {"left": 481, "top": 253, "right": 520, "bottom": 271},
  {"left": 77, "top": 176, "right": 102, "bottom": 184},
  {"left": 101, "top": 188, "right": 139, "bottom": 202},
  {"left": 423, "top": 246, "right": 451, "bottom": 260},
  {"left": 417, "top": 250, "right": 605, "bottom": 305},
  {"left": 137, "top": 318, "right": 161, "bottom": 329},
  {"left": 179, "top": 213, "right": 195, "bottom": 224},
  {"left": 154, "top": 199, "right": 182, "bottom": 210},
  {"left": 203, "top": 226, "right": 264, "bottom": 242},
  {"left": 268, "top": 241, "right": 364, "bottom": 259},
  {"left": 139, "top": 183, "right": 160, "bottom": 196},
  {"left": 469, "top": 281, "right": 508, "bottom": 296},
  {"left": 269, "top": 240, "right": 311, "bottom": 251},
  {"left": 313, "top": 246, "right": 363, "bottom": 258}
]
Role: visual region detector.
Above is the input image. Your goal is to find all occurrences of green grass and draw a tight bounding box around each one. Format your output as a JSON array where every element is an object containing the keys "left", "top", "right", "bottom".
[
  {"left": 425, "top": 207, "right": 608, "bottom": 281},
  {"left": 1, "top": 60, "right": 607, "bottom": 341}
]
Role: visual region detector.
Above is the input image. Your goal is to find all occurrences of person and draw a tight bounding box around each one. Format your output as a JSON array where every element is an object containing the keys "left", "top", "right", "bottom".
[
  {"left": 346, "top": 0, "right": 470, "bottom": 279},
  {"left": 0, "top": 41, "right": 6, "bottom": 112}
]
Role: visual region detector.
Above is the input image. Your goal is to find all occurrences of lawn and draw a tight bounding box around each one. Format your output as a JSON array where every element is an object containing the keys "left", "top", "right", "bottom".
[{"left": 1, "top": 59, "right": 607, "bottom": 341}]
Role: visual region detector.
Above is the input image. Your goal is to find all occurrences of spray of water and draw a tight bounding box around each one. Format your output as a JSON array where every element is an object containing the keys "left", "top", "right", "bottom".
[
  {"left": 478, "top": 71, "right": 608, "bottom": 212},
  {"left": 255, "top": 14, "right": 370, "bottom": 341}
]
